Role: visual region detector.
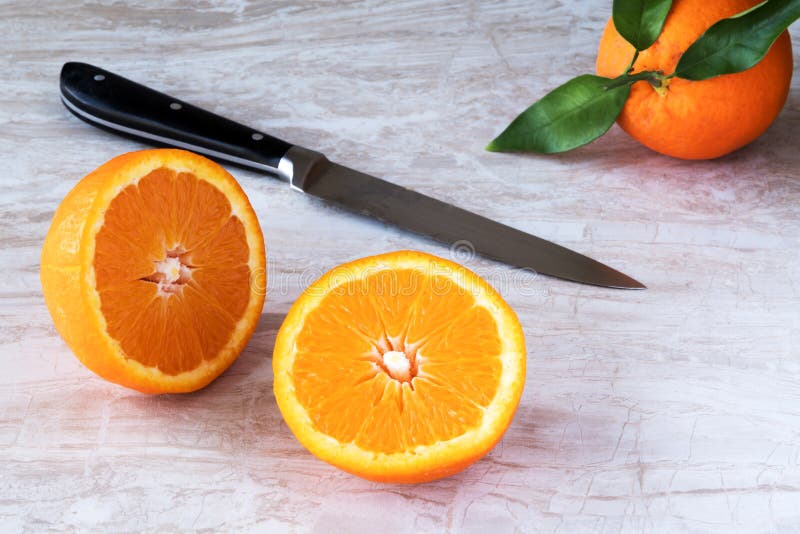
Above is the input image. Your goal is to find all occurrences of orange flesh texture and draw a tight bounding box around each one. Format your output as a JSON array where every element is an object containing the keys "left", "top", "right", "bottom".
[
  {"left": 596, "top": 0, "right": 793, "bottom": 160},
  {"left": 93, "top": 167, "right": 251, "bottom": 375},
  {"left": 291, "top": 268, "right": 503, "bottom": 454}
]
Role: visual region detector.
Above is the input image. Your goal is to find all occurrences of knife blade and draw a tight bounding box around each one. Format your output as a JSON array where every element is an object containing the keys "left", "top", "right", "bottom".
[{"left": 59, "top": 62, "right": 644, "bottom": 289}]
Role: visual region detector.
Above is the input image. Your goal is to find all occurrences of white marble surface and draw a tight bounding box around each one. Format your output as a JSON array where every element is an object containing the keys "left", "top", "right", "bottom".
[{"left": 2, "top": 1, "right": 799, "bottom": 532}]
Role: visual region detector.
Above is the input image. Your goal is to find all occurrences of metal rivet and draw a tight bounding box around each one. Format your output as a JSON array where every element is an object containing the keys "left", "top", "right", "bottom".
[
  {"left": 170, "top": 102, "right": 182, "bottom": 110},
  {"left": 251, "top": 133, "right": 264, "bottom": 141},
  {"left": 93, "top": 74, "right": 105, "bottom": 81}
]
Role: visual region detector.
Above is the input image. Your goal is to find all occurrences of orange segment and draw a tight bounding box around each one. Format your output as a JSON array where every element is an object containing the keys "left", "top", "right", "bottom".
[
  {"left": 40, "top": 149, "right": 266, "bottom": 393},
  {"left": 273, "top": 251, "right": 526, "bottom": 483}
]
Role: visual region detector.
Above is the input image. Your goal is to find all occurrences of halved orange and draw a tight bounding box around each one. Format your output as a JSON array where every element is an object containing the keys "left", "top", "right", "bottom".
[
  {"left": 40, "top": 149, "right": 266, "bottom": 393},
  {"left": 273, "top": 250, "right": 526, "bottom": 483}
]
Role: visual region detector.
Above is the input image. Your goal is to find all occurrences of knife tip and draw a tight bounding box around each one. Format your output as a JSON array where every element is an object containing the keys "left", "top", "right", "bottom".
[
  {"left": 598, "top": 268, "right": 646, "bottom": 290},
  {"left": 616, "top": 278, "right": 646, "bottom": 290}
]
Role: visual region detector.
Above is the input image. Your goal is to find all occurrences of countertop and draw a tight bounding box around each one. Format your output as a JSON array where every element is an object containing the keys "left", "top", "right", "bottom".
[{"left": 2, "top": 1, "right": 799, "bottom": 532}]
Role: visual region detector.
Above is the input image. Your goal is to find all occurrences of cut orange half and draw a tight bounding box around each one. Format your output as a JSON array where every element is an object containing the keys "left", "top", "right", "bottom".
[
  {"left": 41, "top": 149, "right": 266, "bottom": 393},
  {"left": 273, "top": 251, "right": 526, "bottom": 483}
]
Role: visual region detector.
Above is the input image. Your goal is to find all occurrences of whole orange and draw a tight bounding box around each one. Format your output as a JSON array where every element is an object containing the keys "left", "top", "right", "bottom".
[{"left": 596, "top": 0, "right": 793, "bottom": 160}]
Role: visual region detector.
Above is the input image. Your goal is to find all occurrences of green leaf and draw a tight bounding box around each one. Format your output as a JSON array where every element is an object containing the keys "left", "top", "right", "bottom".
[
  {"left": 674, "top": 0, "right": 800, "bottom": 81},
  {"left": 612, "top": 0, "right": 673, "bottom": 51},
  {"left": 487, "top": 75, "right": 631, "bottom": 154}
]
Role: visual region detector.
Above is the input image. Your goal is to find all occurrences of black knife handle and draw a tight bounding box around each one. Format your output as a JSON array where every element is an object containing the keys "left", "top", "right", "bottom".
[{"left": 59, "top": 62, "right": 293, "bottom": 173}]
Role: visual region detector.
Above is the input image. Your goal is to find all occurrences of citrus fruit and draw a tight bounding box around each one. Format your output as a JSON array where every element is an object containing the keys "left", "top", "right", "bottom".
[
  {"left": 596, "top": 0, "right": 794, "bottom": 160},
  {"left": 273, "top": 250, "right": 526, "bottom": 483},
  {"left": 40, "top": 149, "right": 266, "bottom": 393}
]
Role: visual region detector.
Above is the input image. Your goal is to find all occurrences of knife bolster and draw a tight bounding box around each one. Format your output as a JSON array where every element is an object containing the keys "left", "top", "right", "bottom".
[{"left": 278, "top": 146, "right": 330, "bottom": 192}]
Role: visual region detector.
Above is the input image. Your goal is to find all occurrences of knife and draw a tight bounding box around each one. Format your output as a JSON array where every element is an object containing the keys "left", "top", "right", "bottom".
[{"left": 59, "top": 62, "right": 644, "bottom": 289}]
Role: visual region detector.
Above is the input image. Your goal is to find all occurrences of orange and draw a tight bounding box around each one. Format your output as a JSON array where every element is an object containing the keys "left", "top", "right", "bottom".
[
  {"left": 596, "top": 0, "right": 793, "bottom": 160},
  {"left": 273, "top": 250, "right": 526, "bottom": 483},
  {"left": 40, "top": 149, "right": 266, "bottom": 393}
]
